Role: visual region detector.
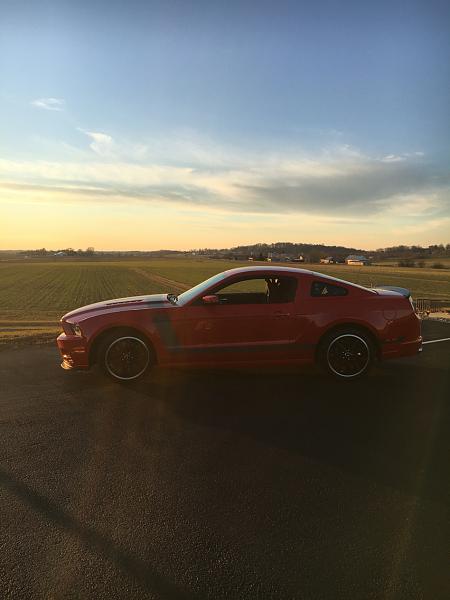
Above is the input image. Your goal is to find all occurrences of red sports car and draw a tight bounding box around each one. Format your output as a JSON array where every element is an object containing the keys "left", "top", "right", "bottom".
[{"left": 57, "top": 266, "right": 422, "bottom": 382}]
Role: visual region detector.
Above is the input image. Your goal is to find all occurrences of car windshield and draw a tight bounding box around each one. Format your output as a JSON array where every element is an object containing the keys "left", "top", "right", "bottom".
[{"left": 176, "top": 272, "right": 228, "bottom": 305}]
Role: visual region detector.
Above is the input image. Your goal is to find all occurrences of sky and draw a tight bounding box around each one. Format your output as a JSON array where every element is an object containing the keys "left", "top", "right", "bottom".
[{"left": 0, "top": 0, "right": 449, "bottom": 251}]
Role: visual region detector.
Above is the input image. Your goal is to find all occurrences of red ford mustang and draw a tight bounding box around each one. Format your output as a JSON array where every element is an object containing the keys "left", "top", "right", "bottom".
[{"left": 57, "top": 266, "right": 422, "bottom": 382}]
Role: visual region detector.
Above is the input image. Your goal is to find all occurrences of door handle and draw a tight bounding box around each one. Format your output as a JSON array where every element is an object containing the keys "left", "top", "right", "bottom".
[{"left": 274, "top": 312, "right": 290, "bottom": 317}]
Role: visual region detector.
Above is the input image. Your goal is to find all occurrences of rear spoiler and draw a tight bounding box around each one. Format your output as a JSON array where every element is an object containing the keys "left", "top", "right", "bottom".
[{"left": 373, "top": 285, "right": 411, "bottom": 299}]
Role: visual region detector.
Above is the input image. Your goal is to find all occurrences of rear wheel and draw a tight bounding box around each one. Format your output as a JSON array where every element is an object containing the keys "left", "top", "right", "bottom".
[
  {"left": 319, "top": 329, "right": 374, "bottom": 380},
  {"left": 98, "top": 333, "right": 152, "bottom": 382}
]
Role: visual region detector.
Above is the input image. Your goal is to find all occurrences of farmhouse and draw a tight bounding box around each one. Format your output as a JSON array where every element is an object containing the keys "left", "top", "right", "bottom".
[
  {"left": 346, "top": 254, "right": 369, "bottom": 266},
  {"left": 320, "top": 257, "right": 335, "bottom": 264}
]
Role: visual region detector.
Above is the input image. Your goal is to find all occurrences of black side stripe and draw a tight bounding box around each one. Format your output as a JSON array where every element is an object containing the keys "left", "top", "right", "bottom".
[{"left": 152, "top": 314, "right": 180, "bottom": 347}]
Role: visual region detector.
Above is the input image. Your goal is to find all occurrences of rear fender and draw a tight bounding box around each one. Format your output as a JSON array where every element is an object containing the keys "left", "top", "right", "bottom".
[{"left": 316, "top": 320, "right": 382, "bottom": 361}]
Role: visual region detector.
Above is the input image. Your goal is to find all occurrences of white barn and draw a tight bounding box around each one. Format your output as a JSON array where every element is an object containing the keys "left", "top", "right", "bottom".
[{"left": 346, "top": 254, "right": 369, "bottom": 266}]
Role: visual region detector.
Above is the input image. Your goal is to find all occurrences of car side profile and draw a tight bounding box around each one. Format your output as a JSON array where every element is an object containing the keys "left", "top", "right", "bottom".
[{"left": 57, "top": 266, "right": 422, "bottom": 382}]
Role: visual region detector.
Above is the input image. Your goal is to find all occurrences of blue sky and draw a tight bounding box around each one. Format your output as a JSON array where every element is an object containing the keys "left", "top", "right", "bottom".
[{"left": 1, "top": 0, "right": 449, "bottom": 250}]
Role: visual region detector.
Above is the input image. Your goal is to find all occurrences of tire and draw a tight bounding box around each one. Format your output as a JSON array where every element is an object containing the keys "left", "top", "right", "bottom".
[
  {"left": 98, "top": 332, "right": 152, "bottom": 382},
  {"left": 319, "top": 328, "right": 374, "bottom": 380}
]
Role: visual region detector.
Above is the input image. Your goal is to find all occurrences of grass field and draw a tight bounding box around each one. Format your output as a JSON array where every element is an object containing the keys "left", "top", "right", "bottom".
[
  {"left": 1, "top": 258, "right": 449, "bottom": 345},
  {"left": 373, "top": 257, "right": 450, "bottom": 268}
]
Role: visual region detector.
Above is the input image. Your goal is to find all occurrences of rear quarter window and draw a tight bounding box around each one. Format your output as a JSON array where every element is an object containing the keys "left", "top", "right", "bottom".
[{"left": 311, "top": 281, "right": 348, "bottom": 297}]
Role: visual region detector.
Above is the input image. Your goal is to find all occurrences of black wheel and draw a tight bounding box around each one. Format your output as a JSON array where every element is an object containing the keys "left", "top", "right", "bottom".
[
  {"left": 98, "top": 332, "right": 152, "bottom": 382},
  {"left": 319, "top": 329, "right": 374, "bottom": 380}
]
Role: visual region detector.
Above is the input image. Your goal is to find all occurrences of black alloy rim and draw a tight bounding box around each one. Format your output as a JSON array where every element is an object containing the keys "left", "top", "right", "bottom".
[
  {"left": 327, "top": 334, "right": 370, "bottom": 378},
  {"left": 105, "top": 337, "right": 149, "bottom": 380}
]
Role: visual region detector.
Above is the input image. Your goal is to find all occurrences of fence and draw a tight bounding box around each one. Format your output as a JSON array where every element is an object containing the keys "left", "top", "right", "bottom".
[{"left": 414, "top": 299, "right": 449, "bottom": 314}]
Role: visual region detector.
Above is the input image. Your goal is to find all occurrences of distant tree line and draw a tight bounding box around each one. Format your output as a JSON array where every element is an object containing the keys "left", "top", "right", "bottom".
[
  {"left": 194, "top": 242, "right": 450, "bottom": 263},
  {"left": 20, "top": 247, "right": 95, "bottom": 257},
  {"left": 375, "top": 244, "right": 449, "bottom": 259},
  {"left": 14, "top": 241, "right": 450, "bottom": 264}
]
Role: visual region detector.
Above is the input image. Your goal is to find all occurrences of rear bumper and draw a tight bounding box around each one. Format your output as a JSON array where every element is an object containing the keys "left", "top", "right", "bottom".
[
  {"left": 381, "top": 336, "right": 423, "bottom": 359},
  {"left": 56, "top": 333, "right": 89, "bottom": 370}
]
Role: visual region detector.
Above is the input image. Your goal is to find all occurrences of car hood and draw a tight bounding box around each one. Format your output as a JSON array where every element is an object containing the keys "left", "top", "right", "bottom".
[{"left": 62, "top": 293, "right": 170, "bottom": 321}]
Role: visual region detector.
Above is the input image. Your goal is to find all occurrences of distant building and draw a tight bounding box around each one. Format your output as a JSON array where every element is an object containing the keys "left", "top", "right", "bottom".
[
  {"left": 320, "top": 257, "right": 335, "bottom": 264},
  {"left": 292, "top": 255, "right": 305, "bottom": 263},
  {"left": 346, "top": 254, "right": 369, "bottom": 266},
  {"left": 53, "top": 251, "right": 67, "bottom": 257}
]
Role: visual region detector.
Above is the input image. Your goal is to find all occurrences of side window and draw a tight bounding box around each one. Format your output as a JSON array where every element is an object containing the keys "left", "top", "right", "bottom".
[
  {"left": 311, "top": 281, "right": 348, "bottom": 297},
  {"left": 266, "top": 277, "right": 297, "bottom": 303},
  {"left": 218, "top": 278, "right": 267, "bottom": 295},
  {"left": 214, "top": 277, "right": 267, "bottom": 306},
  {"left": 211, "top": 276, "right": 298, "bottom": 305}
]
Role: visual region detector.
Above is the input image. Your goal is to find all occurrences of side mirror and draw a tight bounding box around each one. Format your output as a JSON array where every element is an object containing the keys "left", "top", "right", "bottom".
[{"left": 202, "top": 294, "right": 219, "bottom": 305}]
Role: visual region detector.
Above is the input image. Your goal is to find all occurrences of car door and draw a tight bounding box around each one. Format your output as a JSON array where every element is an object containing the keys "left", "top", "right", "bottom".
[{"left": 169, "top": 274, "right": 300, "bottom": 363}]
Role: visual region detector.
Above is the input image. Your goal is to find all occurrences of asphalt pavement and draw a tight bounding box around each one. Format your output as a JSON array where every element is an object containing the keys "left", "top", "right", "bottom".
[{"left": 0, "top": 321, "right": 449, "bottom": 599}]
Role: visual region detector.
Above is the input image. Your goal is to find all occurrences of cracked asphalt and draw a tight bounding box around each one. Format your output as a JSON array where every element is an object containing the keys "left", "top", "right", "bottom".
[{"left": 0, "top": 321, "right": 449, "bottom": 599}]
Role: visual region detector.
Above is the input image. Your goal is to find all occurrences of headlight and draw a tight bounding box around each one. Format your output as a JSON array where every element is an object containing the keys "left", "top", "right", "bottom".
[
  {"left": 61, "top": 320, "right": 83, "bottom": 336},
  {"left": 61, "top": 320, "right": 75, "bottom": 336}
]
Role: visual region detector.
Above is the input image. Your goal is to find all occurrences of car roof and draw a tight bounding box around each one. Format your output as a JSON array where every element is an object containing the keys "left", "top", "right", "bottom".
[
  {"left": 221, "top": 265, "right": 313, "bottom": 276},
  {"left": 219, "top": 265, "right": 375, "bottom": 293}
]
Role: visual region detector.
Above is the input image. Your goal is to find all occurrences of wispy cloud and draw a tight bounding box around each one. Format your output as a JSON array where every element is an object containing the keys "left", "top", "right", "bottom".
[
  {"left": 381, "top": 154, "right": 405, "bottom": 163},
  {"left": 79, "top": 130, "right": 116, "bottom": 157},
  {"left": 78, "top": 129, "right": 148, "bottom": 160},
  {"left": 380, "top": 151, "right": 425, "bottom": 163},
  {"left": 31, "top": 97, "right": 65, "bottom": 111},
  {"left": 0, "top": 138, "right": 448, "bottom": 228}
]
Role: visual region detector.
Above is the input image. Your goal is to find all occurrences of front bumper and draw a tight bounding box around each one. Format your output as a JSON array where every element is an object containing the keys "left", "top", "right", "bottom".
[{"left": 56, "top": 333, "right": 89, "bottom": 370}]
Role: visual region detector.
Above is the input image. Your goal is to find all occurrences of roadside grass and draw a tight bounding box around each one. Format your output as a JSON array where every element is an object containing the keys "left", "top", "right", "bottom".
[
  {"left": 0, "top": 326, "right": 60, "bottom": 349},
  {"left": 0, "top": 258, "right": 449, "bottom": 344}
]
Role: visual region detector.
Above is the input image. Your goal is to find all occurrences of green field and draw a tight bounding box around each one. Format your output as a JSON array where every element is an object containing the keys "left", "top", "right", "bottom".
[
  {"left": 1, "top": 258, "right": 449, "bottom": 344},
  {"left": 373, "top": 257, "right": 450, "bottom": 268}
]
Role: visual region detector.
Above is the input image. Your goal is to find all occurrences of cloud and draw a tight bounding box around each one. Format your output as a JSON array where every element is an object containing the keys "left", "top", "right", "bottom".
[
  {"left": 236, "top": 158, "right": 450, "bottom": 216},
  {"left": 31, "top": 97, "right": 65, "bottom": 111},
  {"left": 381, "top": 154, "right": 405, "bottom": 163},
  {"left": 0, "top": 141, "right": 448, "bottom": 227},
  {"left": 78, "top": 129, "right": 149, "bottom": 160},
  {"left": 79, "top": 130, "right": 116, "bottom": 157},
  {"left": 381, "top": 151, "right": 425, "bottom": 163}
]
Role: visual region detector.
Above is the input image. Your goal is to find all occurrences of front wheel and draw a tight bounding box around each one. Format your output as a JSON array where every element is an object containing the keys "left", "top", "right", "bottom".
[
  {"left": 319, "top": 329, "right": 374, "bottom": 380},
  {"left": 98, "top": 333, "right": 152, "bottom": 382}
]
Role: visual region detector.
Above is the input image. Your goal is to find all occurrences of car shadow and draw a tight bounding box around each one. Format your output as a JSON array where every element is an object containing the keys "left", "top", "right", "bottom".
[
  {"left": 62, "top": 359, "right": 449, "bottom": 504},
  {"left": 134, "top": 361, "right": 449, "bottom": 504}
]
